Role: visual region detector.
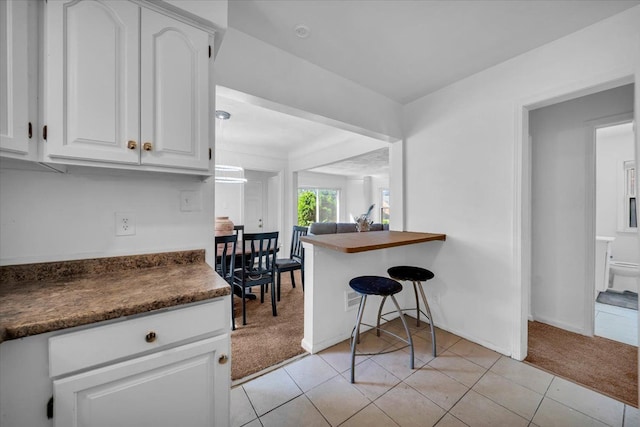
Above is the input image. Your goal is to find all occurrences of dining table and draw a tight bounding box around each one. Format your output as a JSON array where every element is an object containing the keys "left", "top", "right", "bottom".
[{"left": 215, "top": 238, "right": 279, "bottom": 301}]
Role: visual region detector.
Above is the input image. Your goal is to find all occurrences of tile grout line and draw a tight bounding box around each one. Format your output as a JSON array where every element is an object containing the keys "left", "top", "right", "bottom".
[
  {"left": 542, "top": 376, "right": 625, "bottom": 427},
  {"left": 437, "top": 348, "right": 536, "bottom": 424},
  {"left": 333, "top": 331, "right": 444, "bottom": 426},
  {"left": 253, "top": 367, "right": 306, "bottom": 422},
  {"left": 239, "top": 385, "right": 261, "bottom": 426}
]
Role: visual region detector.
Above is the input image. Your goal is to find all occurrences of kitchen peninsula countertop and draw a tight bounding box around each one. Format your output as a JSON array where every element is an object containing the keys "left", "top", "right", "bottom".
[
  {"left": 300, "top": 230, "right": 446, "bottom": 253},
  {"left": 0, "top": 250, "right": 230, "bottom": 343}
]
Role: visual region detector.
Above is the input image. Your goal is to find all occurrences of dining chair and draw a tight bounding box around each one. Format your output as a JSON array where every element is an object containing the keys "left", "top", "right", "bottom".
[
  {"left": 215, "top": 233, "right": 238, "bottom": 330},
  {"left": 275, "top": 225, "right": 308, "bottom": 301},
  {"left": 231, "top": 225, "right": 245, "bottom": 271},
  {"left": 233, "top": 231, "right": 279, "bottom": 326}
]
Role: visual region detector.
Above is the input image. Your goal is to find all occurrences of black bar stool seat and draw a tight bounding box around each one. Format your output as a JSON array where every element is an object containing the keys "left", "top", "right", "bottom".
[
  {"left": 348, "top": 275, "right": 414, "bottom": 383},
  {"left": 388, "top": 266, "right": 434, "bottom": 282},
  {"left": 379, "top": 266, "right": 437, "bottom": 357},
  {"left": 350, "top": 275, "right": 403, "bottom": 295}
]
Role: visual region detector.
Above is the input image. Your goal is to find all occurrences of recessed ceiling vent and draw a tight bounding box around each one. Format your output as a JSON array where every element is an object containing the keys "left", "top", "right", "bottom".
[{"left": 294, "top": 24, "right": 310, "bottom": 39}]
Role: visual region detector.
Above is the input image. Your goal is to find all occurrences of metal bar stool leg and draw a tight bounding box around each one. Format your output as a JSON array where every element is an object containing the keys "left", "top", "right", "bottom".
[
  {"left": 350, "top": 295, "right": 367, "bottom": 383},
  {"left": 387, "top": 266, "right": 436, "bottom": 357},
  {"left": 389, "top": 294, "right": 414, "bottom": 369},
  {"left": 375, "top": 296, "right": 387, "bottom": 337},
  {"left": 349, "top": 275, "right": 414, "bottom": 384},
  {"left": 416, "top": 281, "right": 436, "bottom": 357},
  {"left": 412, "top": 281, "right": 421, "bottom": 327}
]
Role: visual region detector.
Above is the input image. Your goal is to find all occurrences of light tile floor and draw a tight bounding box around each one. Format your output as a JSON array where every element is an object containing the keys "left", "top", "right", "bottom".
[
  {"left": 595, "top": 302, "right": 638, "bottom": 347},
  {"left": 231, "top": 318, "right": 639, "bottom": 427}
]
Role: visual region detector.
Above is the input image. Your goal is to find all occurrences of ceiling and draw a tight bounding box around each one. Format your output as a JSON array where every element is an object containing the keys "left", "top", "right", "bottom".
[
  {"left": 308, "top": 147, "right": 389, "bottom": 177},
  {"left": 215, "top": 95, "right": 389, "bottom": 177},
  {"left": 220, "top": 0, "right": 639, "bottom": 177},
  {"left": 215, "top": 96, "right": 358, "bottom": 154},
  {"left": 228, "top": 0, "right": 639, "bottom": 104}
]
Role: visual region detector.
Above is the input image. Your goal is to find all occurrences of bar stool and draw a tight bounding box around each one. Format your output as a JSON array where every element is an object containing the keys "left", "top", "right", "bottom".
[
  {"left": 349, "top": 275, "right": 414, "bottom": 383},
  {"left": 377, "top": 266, "right": 437, "bottom": 357}
]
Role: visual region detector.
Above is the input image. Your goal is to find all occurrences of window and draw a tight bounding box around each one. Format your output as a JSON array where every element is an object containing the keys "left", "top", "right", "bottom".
[
  {"left": 297, "top": 188, "right": 339, "bottom": 226},
  {"left": 623, "top": 160, "right": 637, "bottom": 230},
  {"left": 380, "top": 188, "right": 390, "bottom": 224}
]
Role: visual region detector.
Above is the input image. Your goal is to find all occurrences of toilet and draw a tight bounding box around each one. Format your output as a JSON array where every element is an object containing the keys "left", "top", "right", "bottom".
[
  {"left": 608, "top": 261, "right": 640, "bottom": 293},
  {"left": 595, "top": 236, "right": 614, "bottom": 295}
]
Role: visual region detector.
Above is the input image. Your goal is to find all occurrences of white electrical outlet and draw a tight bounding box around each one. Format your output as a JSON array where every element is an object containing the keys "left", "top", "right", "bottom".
[{"left": 115, "top": 212, "right": 136, "bottom": 236}]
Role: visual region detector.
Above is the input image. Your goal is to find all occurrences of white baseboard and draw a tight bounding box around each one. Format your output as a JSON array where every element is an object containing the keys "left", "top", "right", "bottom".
[{"left": 530, "top": 315, "right": 586, "bottom": 336}]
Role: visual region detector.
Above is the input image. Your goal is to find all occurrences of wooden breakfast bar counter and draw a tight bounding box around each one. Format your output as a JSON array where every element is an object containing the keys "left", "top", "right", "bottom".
[
  {"left": 301, "top": 231, "right": 446, "bottom": 253},
  {"left": 300, "top": 231, "right": 446, "bottom": 353}
]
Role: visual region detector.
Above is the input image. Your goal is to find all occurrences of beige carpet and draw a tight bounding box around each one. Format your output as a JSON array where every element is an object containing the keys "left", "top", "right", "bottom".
[
  {"left": 525, "top": 321, "right": 638, "bottom": 407},
  {"left": 231, "top": 271, "right": 306, "bottom": 380}
]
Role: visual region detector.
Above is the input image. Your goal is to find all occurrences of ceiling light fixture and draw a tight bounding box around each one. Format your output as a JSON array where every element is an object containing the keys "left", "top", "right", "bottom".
[
  {"left": 214, "top": 110, "right": 246, "bottom": 184},
  {"left": 215, "top": 165, "right": 244, "bottom": 173},
  {"left": 294, "top": 24, "right": 310, "bottom": 39}
]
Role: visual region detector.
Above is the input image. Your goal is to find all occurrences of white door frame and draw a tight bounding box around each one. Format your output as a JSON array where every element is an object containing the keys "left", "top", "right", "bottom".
[{"left": 512, "top": 71, "right": 636, "bottom": 361}]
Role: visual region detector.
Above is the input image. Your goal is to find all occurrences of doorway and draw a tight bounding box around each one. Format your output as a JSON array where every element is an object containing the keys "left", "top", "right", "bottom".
[
  {"left": 521, "top": 82, "right": 637, "bottom": 404},
  {"left": 529, "top": 83, "right": 634, "bottom": 336},
  {"left": 215, "top": 87, "right": 398, "bottom": 381},
  {"left": 594, "top": 121, "right": 638, "bottom": 346}
]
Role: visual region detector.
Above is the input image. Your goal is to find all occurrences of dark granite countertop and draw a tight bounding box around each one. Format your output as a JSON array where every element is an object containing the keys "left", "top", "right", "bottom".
[{"left": 0, "top": 250, "right": 230, "bottom": 343}]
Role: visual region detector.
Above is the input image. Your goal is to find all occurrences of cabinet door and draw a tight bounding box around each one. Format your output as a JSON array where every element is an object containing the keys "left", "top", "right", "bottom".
[
  {"left": 53, "top": 335, "right": 230, "bottom": 427},
  {"left": 140, "top": 8, "right": 210, "bottom": 171},
  {"left": 45, "top": 0, "right": 140, "bottom": 164},
  {"left": 0, "top": 0, "right": 35, "bottom": 158}
]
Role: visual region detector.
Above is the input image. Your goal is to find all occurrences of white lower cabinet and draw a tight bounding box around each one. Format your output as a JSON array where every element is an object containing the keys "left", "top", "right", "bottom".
[
  {"left": 0, "top": 299, "right": 230, "bottom": 427},
  {"left": 53, "top": 336, "right": 228, "bottom": 427}
]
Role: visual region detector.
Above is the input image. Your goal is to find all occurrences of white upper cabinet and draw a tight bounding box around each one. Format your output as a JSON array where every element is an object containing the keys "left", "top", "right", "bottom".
[
  {"left": 45, "top": 0, "right": 140, "bottom": 165},
  {"left": 140, "top": 8, "right": 210, "bottom": 171},
  {"left": 44, "top": 0, "right": 212, "bottom": 174},
  {"left": 0, "top": 0, "right": 37, "bottom": 160}
]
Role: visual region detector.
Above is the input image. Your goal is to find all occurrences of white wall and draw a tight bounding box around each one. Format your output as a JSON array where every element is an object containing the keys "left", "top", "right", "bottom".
[
  {"left": 214, "top": 146, "right": 287, "bottom": 231},
  {"left": 215, "top": 146, "right": 286, "bottom": 174},
  {"left": 402, "top": 6, "right": 640, "bottom": 356},
  {"left": 214, "top": 181, "right": 242, "bottom": 225},
  {"left": 371, "top": 175, "right": 390, "bottom": 224},
  {"left": 344, "top": 175, "right": 391, "bottom": 224},
  {"left": 345, "top": 178, "right": 365, "bottom": 223},
  {"left": 163, "top": 0, "right": 227, "bottom": 29},
  {"left": 596, "top": 122, "right": 638, "bottom": 263},
  {"left": 530, "top": 85, "right": 634, "bottom": 333},
  {"left": 0, "top": 166, "right": 214, "bottom": 266}
]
